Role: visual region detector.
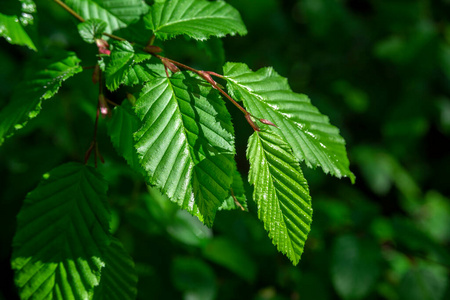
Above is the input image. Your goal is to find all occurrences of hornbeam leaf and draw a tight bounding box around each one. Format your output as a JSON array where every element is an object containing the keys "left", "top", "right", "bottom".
[
  {"left": 107, "top": 99, "right": 145, "bottom": 175},
  {"left": 11, "top": 162, "right": 111, "bottom": 300},
  {"left": 145, "top": 0, "right": 247, "bottom": 41},
  {"left": 0, "top": 52, "right": 82, "bottom": 146},
  {"left": 105, "top": 41, "right": 152, "bottom": 91},
  {"left": 93, "top": 238, "right": 138, "bottom": 300},
  {"left": 78, "top": 18, "right": 108, "bottom": 43},
  {"left": 134, "top": 71, "right": 235, "bottom": 226},
  {"left": 0, "top": 0, "right": 37, "bottom": 50},
  {"left": 224, "top": 62, "right": 355, "bottom": 183},
  {"left": 64, "top": 0, "right": 149, "bottom": 34},
  {"left": 219, "top": 169, "right": 248, "bottom": 211},
  {"left": 247, "top": 131, "right": 313, "bottom": 265}
]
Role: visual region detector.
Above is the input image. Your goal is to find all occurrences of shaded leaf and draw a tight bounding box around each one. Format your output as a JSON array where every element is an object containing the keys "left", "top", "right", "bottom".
[
  {"left": 107, "top": 99, "right": 145, "bottom": 175},
  {"left": 247, "top": 130, "right": 312, "bottom": 265},
  {"left": 64, "top": 0, "right": 149, "bottom": 34},
  {"left": 105, "top": 41, "right": 152, "bottom": 91},
  {"left": 224, "top": 62, "right": 355, "bottom": 182},
  {"left": 134, "top": 71, "right": 235, "bottom": 226},
  {"left": 93, "top": 238, "right": 138, "bottom": 300},
  {"left": 11, "top": 162, "right": 111, "bottom": 300},
  {"left": 145, "top": 0, "right": 247, "bottom": 41},
  {"left": 202, "top": 237, "right": 256, "bottom": 282},
  {"left": 219, "top": 169, "right": 248, "bottom": 211},
  {"left": 78, "top": 18, "right": 107, "bottom": 43},
  {"left": 0, "top": 52, "right": 82, "bottom": 145}
]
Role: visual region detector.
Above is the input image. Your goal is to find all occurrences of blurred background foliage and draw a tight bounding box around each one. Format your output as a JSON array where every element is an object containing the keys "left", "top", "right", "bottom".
[{"left": 1, "top": 0, "right": 450, "bottom": 299}]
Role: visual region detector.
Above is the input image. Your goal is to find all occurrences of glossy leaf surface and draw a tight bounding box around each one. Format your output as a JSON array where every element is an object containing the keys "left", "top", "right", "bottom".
[
  {"left": 11, "top": 163, "right": 111, "bottom": 299},
  {"left": 247, "top": 130, "right": 313, "bottom": 265},
  {"left": 145, "top": 0, "right": 247, "bottom": 41},
  {"left": 134, "top": 71, "right": 235, "bottom": 226},
  {"left": 0, "top": 0, "right": 36, "bottom": 50},
  {"left": 224, "top": 62, "right": 355, "bottom": 182},
  {"left": 64, "top": 0, "right": 148, "bottom": 34},
  {"left": 0, "top": 52, "right": 82, "bottom": 145},
  {"left": 78, "top": 18, "right": 107, "bottom": 43}
]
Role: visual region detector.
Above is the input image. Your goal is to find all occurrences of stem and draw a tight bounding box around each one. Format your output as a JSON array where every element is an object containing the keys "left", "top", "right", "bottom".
[
  {"left": 155, "top": 55, "right": 249, "bottom": 116},
  {"left": 103, "top": 32, "right": 126, "bottom": 42},
  {"left": 53, "top": 0, "right": 85, "bottom": 22}
]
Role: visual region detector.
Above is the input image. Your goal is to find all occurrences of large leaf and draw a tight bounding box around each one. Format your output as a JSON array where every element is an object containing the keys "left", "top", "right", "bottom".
[
  {"left": 224, "top": 62, "right": 355, "bottom": 182},
  {"left": 0, "top": 52, "right": 82, "bottom": 146},
  {"left": 144, "top": 0, "right": 247, "bottom": 41},
  {"left": 11, "top": 162, "right": 111, "bottom": 299},
  {"left": 105, "top": 41, "right": 152, "bottom": 91},
  {"left": 247, "top": 130, "right": 313, "bottom": 265},
  {"left": 64, "top": 0, "right": 149, "bottom": 34},
  {"left": 93, "top": 238, "right": 138, "bottom": 300},
  {"left": 134, "top": 71, "right": 235, "bottom": 226},
  {"left": 0, "top": 0, "right": 37, "bottom": 50}
]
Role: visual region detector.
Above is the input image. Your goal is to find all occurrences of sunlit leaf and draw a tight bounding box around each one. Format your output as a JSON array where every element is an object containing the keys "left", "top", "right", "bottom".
[
  {"left": 134, "top": 71, "right": 235, "bottom": 226},
  {"left": 0, "top": 0, "right": 36, "bottom": 50},
  {"left": 0, "top": 52, "right": 82, "bottom": 146},
  {"left": 93, "top": 238, "right": 138, "bottom": 300},
  {"left": 224, "top": 62, "right": 355, "bottom": 183},
  {"left": 64, "top": 0, "right": 149, "bottom": 34},
  {"left": 247, "top": 130, "right": 313, "bottom": 265},
  {"left": 78, "top": 18, "right": 107, "bottom": 43},
  {"left": 105, "top": 41, "right": 152, "bottom": 91},
  {"left": 11, "top": 162, "right": 111, "bottom": 299},
  {"left": 145, "top": 0, "right": 247, "bottom": 41}
]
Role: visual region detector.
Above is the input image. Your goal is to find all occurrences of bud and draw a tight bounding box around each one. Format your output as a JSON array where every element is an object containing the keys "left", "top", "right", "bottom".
[
  {"left": 95, "top": 39, "right": 111, "bottom": 55},
  {"left": 161, "top": 57, "right": 180, "bottom": 73},
  {"left": 144, "top": 45, "right": 162, "bottom": 54},
  {"left": 98, "top": 94, "right": 110, "bottom": 118},
  {"left": 259, "top": 118, "right": 277, "bottom": 127}
]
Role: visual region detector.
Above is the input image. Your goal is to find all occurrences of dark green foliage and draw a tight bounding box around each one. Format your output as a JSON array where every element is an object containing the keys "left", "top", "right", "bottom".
[{"left": 1, "top": 0, "right": 449, "bottom": 299}]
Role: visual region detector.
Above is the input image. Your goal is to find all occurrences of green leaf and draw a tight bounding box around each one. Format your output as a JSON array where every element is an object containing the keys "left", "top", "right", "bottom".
[
  {"left": 247, "top": 130, "right": 313, "bottom": 265},
  {"left": 105, "top": 41, "right": 152, "bottom": 91},
  {"left": 78, "top": 18, "right": 108, "bottom": 43},
  {"left": 64, "top": 0, "right": 149, "bottom": 34},
  {"left": 0, "top": 52, "right": 82, "bottom": 146},
  {"left": 93, "top": 238, "right": 138, "bottom": 300},
  {"left": 145, "top": 0, "right": 247, "bottom": 41},
  {"left": 202, "top": 237, "right": 256, "bottom": 282},
  {"left": 219, "top": 169, "right": 248, "bottom": 211},
  {"left": 0, "top": 0, "right": 36, "bottom": 50},
  {"left": 134, "top": 71, "right": 235, "bottom": 226},
  {"left": 107, "top": 99, "right": 145, "bottom": 175},
  {"left": 11, "top": 162, "right": 111, "bottom": 300},
  {"left": 121, "top": 63, "right": 165, "bottom": 87},
  {"left": 224, "top": 62, "right": 355, "bottom": 183}
]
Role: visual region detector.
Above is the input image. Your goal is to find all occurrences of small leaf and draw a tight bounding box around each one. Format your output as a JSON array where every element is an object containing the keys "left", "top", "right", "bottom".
[
  {"left": 78, "top": 18, "right": 108, "bottom": 43},
  {"left": 11, "top": 162, "right": 111, "bottom": 299},
  {"left": 64, "top": 0, "right": 149, "bottom": 34},
  {"left": 134, "top": 71, "right": 235, "bottom": 226},
  {"left": 145, "top": 0, "right": 247, "bottom": 41},
  {"left": 0, "top": 52, "right": 83, "bottom": 146},
  {"left": 224, "top": 62, "right": 355, "bottom": 183},
  {"left": 0, "top": 0, "right": 36, "bottom": 50},
  {"left": 247, "top": 130, "right": 313, "bottom": 265},
  {"left": 93, "top": 238, "right": 138, "bottom": 300},
  {"left": 107, "top": 99, "right": 145, "bottom": 175},
  {"left": 105, "top": 41, "right": 152, "bottom": 91}
]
